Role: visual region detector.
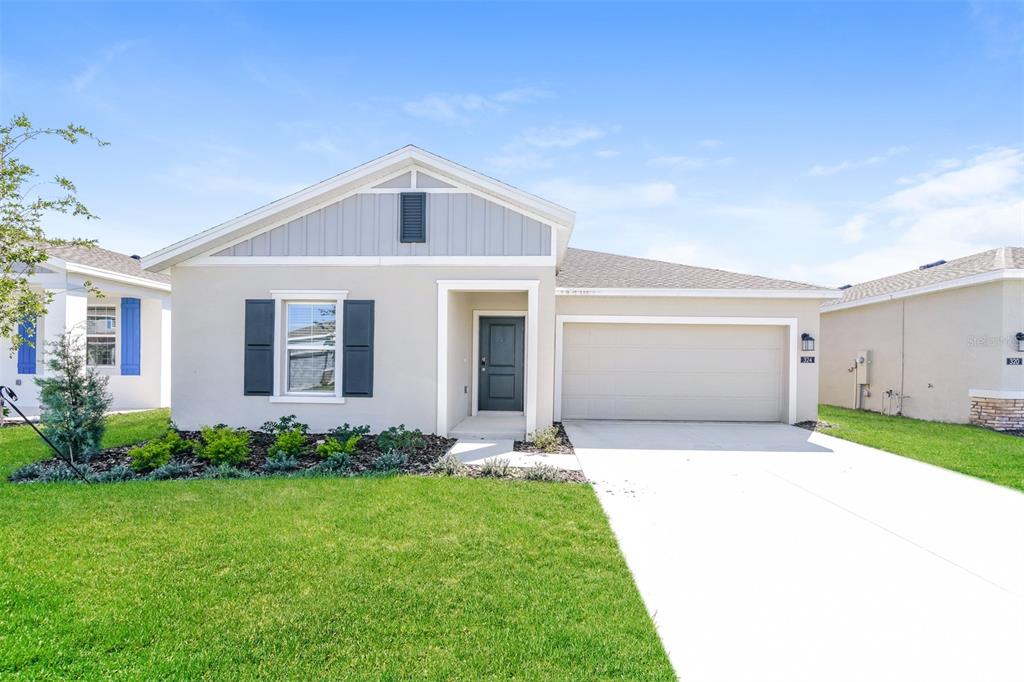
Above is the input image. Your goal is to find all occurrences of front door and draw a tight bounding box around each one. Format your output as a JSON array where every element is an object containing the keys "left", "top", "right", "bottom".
[{"left": 478, "top": 316, "right": 525, "bottom": 411}]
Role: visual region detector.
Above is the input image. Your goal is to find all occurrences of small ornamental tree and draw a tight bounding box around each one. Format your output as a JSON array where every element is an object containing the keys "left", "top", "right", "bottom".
[{"left": 35, "top": 332, "right": 112, "bottom": 463}]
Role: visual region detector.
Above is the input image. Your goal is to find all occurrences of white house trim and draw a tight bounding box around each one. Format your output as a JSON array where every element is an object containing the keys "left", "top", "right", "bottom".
[
  {"left": 436, "top": 280, "right": 539, "bottom": 437},
  {"left": 184, "top": 255, "right": 556, "bottom": 267},
  {"left": 471, "top": 309, "right": 528, "bottom": 418},
  {"left": 968, "top": 389, "right": 1024, "bottom": 400},
  {"left": 142, "top": 146, "right": 574, "bottom": 271},
  {"left": 556, "top": 287, "right": 841, "bottom": 299},
  {"left": 823, "top": 269, "right": 1024, "bottom": 312},
  {"left": 64, "top": 262, "right": 171, "bottom": 292},
  {"left": 269, "top": 289, "right": 349, "bottom": 404},
  {"left": 553, "top": 314, "right": 800, "bottom": 424}
]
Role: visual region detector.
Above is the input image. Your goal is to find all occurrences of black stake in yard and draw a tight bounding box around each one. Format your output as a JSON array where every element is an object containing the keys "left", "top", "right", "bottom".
[{"left": 0, "top": 385, "right": 91, "bottom": 483}]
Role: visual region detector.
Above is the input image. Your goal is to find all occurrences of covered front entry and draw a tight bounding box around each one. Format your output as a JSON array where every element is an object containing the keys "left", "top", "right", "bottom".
[
  {"left": 477, "top": 316, "right": 525, "bottom": 411},
  {"left": 556, "top": 315, "right": 797, "bottom": 423}
]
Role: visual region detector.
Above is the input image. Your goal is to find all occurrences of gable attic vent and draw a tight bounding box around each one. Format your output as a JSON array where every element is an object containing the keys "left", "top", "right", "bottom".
[
  {"left": 399, "top": 192, "right": 426, "bottom": 243},
  {"left": 918, "top": 259, "right": 946, "bottom": 270},
  {"left": 838, "top": 284, "right": 852, "bottom": 290}
]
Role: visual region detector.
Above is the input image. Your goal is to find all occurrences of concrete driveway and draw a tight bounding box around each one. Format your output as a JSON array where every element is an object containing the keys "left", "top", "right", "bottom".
[{"left": 565, "top": 420, "right": 1024, "bottom": 682}]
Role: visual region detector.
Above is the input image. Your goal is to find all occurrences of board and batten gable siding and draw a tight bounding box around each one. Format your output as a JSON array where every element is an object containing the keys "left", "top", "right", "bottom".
[{"left": 212, "top": 193, "right": 552, "bottom": 258}]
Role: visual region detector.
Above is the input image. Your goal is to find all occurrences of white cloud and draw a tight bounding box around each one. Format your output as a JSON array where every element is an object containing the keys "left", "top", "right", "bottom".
[
  {"left": 519, "top": 124, "right": 608, "bottom": 149},
  {"left": 594, "top": 149, "right": 620, "bottom": 159},
  {"left": 649, "top": 154, "right": 735, "bottom": 169},
  {"left": 72, "top": 40, "right": 137, "bottom": 92},
  {"left": 402, "top": 88, "right": 549, "bottom": 123},
  {"left": 159, "top": 161, "right": 303, "bottom": 199},
  {"left": 698, "top": 139, "right": 722, "bottom": 149},
  {"left": 488, "top": 149, "right": 552, "bottom": 171},
  {"left": 807, "top": 145, "right": 908, "bottom": 177},
  {"left": 801, "top": 147, "right": 1024, "bottom": 284},
  {"left": 534, "top": 178, "right": 679, "bottom": 212}
]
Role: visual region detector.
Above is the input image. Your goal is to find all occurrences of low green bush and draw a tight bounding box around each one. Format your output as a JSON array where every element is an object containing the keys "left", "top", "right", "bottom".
[
  {"left": 196, "top": 426, "right": 251, "bottom": 466},
  {"left": 316, "top": 434, "right": 360, "bottom": 459},
  {"left": 268, "top": 427, "right": 308, "bottom": 460},
  {"left": 148, "top": 462, "right": 195, "bottom": 480},
  {"left": 260, "top": 415, "right": 309, "bottom": 435},
  {"left": 318, "top": 451, "right": 352, "bottom": 473},
  {"left": 372, "top": 451, "right": 408, "bottom": 472},
  {"left": 330, "top": 423, "right": 370, "bottom": 442},
  {"left": 38, "top": 463, "right": 91, "bottom": 483},
  {"left": 528, "top": 427, "right": 561, "bottom": 454},
  {"left": 164, "top": 431, "right": 195, "bottom": 456},
  {"left": 523, "top": 463, "right": 561, "bottom": 482},
  {"left": 128, "top": 439, "right": 173, "bottom": 472},
  {"left": 9, "top": 463, "right": 44, "bottom": 483},
  {"left": 479, "top": 457, "right": 511, "bottom": 478},
  {"left": 377, "top": 425, "right": 425, "bottom": 453},
  {"left": 201, "top": 464, "right": 253, "bottom": 479},
  {"left": 91, "top": 465, "right": 135, "bottom": 483},
  {"left": 432, "top": 452, "right": 464, "bottom": 476},
  {"left": 263, "top": 455, "right": 299, "bottom": 473}
]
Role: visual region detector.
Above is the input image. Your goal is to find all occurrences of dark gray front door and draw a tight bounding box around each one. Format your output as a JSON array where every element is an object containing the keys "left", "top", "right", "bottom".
[{"left": 478, "top": 316, "right": 525, "bottom": 411}]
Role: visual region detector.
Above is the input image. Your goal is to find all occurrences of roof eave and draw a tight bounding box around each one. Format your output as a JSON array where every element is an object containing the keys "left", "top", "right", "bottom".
[
  {"left": 822, "top": 268, "right": 1024, "bottom": 312},
  {"left": 555, "top": 286, "right": 842, "bottom": 299}
]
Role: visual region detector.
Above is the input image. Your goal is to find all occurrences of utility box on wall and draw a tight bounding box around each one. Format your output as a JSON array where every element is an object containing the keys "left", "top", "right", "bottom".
[{"left": 855, "top": 350, "right": 871, "bottom": 385}]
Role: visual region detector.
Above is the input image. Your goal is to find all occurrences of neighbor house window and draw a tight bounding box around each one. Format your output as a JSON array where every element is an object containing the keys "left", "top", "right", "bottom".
[
  {"left": 86, "top": 305, "right": 117, "bottom": 367},
  {"left": 285, "top": 302, "right": 337, "bottom": 393}
]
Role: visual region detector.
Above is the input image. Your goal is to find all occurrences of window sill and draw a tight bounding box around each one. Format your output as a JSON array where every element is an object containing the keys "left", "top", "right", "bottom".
[{"left": 269, "top": 395, "right": 346, "bottom": 404}]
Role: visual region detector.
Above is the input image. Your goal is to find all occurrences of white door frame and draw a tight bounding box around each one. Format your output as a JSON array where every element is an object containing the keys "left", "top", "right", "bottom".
[
  {"left": 554, "top": 314, "right": 799, "bottom": 424},
  {"left": 472, "top": 310, "right": 528, "bottom": 417},
  {"left": 437, "top": 280, "right": 539, "bottom": 436}
]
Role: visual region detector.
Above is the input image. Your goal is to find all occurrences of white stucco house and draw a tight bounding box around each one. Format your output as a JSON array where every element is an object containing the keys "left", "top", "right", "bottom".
[
  {"left": 1, "top": 245, "right": 172, "bottom": 417},
  {"left": 142, "top": 146, "right": 840, "bottom": 439},
  {"left": 820, "top": 247, "right": 1024, "bottom": 430}
]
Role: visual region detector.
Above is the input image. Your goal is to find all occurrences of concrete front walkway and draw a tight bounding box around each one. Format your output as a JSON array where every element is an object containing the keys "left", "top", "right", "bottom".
[{"left": 565, "top": 420, "right": 1024, "bottom": 682}]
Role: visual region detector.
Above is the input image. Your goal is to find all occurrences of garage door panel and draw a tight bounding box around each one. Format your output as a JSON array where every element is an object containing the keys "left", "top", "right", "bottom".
[{"left": 561, "top": 323, "right": 785, "bottom": 422}]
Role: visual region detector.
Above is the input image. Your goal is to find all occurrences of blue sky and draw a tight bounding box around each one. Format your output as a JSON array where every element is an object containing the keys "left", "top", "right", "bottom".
[{"left": 3, "top": 1, "right": 1022, "bottom": 285}]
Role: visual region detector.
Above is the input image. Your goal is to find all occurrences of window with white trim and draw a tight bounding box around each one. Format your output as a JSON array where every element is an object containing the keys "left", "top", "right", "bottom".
[
  {"left": 86, "top": 305, "right": 117, "bottom": 367},
  {"left": 285, "top": 301, "right": 337, "bottom": 394}
]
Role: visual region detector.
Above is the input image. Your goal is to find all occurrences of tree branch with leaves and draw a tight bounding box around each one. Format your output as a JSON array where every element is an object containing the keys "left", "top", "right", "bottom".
[{"left": 1, "top": 113, "right": 108, "bottom": 350}]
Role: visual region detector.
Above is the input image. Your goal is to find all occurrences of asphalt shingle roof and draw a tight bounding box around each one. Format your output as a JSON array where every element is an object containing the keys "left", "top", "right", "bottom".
[
  {"left": 825, "top": 247, "right": 1024, "bottom": 308},
  {"left": 556, "top": 248, "right": 829, "bottom": 291},
  {"left": 47, "top": 244, "right": 171, "bottom": 285}
]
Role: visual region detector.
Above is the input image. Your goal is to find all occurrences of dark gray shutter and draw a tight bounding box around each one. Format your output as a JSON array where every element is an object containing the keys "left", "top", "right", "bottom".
[
  {"left": 399, "top": 192, "right": 426, "bottom": 243},
  {"left": 343, "top": 300, "right": 374, "bottom": 397},
  {"left": 244, "top": 299, "right": 275, "bottom": 396}
]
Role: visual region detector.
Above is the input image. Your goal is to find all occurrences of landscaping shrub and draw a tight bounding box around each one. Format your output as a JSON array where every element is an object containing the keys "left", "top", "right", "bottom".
[
  {"left": 263, "top": 455, "right": 299, "bottom": 473},
  {"left": 330, "top": 423, "right": 370, "bottom": 442},
  {"left": 201, "top": 464, "right": 252, "bottom": 479},
  {"left": 148, "top": 462, "right": 195, "bottom": 480},
  {"left": 433, "top": 452, "right": 464, "bottom": 476},
  {"left": 528, "top": 427, "right": 561, "bottom": 454},
  {"left": 164, "top": 431, "right": 195, "bottom": 457},
  {"left": 9, "top": 463, "right": 44, "bottom": 483},
  {"left": 316, "top": 434, "right": 360, "bottom": 459},
  {"left": 377, "top": 424, "right": 425, "bottom": 453},
  {"left": 317, "top": 452, "right": 352, "bottom": 473},
  {"left": 372, "top": 451, "right": 408, "bottom": 472},
  {"left": 196, "top": 426, "right": 251, "bottom": 466},
  {"left": 38, "top": 463, "right": 91, "bottom": 483},
  {"left": 91, "top": 465, "right": 134, "bottom": 483},
  {"left": 523, "top": 462, "right": 561, "bottom": 482},
  {"left": 260, "top": 415, "right": 309, "bottom": 435},
  {"left": 268, "top": 427, "right": 308, "bottom": 460},
  {"left": 128, "top": 439, "right": 173, "bottom": 473},
  {"left": 34, "top": 333, "right": 113, "bottom": 463},
  {"left": 479, "top": 457, "right": 511, "bottom": 478}
]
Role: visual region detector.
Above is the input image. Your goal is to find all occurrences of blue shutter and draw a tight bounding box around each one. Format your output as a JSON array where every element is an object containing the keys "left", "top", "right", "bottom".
[
  {"left": 17, "top": 317, "right": 36, "bottom": 375},
  {"left": 244, "top": 300, "right": 275, "bottom": 396},
  {"left": 121, "top": 298, "right": 141, "bottom": 375},
  {"left": 342, "top": 300, "right": 374, "bottom": 397}
]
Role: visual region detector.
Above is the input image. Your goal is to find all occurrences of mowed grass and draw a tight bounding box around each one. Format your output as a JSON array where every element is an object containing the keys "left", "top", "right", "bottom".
[
  {"left": 0, "top": 411, "right": 673, "bottom": 680},
  {"left": 819, "top": 405, "right": 1024, "bottom": 492}
]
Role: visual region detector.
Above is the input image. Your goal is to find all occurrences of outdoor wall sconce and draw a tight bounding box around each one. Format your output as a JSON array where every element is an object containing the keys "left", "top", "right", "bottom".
[
  {"left": 1016, "top": 332, "right": 1024, "bottom": 352},
  {"left": 801, "top": 333, "right": 816, "bottom": 352}
]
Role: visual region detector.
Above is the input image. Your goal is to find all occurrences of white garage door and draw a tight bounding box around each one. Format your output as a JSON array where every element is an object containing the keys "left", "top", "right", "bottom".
[{"left": 560, "top": 323, "right": 785, "bottom": 422}]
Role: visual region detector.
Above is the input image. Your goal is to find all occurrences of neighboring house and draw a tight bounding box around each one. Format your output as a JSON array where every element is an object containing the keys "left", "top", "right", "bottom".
[
  {"left": 142, "top": 146, "right": 839, "bottom": 438},
  {"left": 820, "top": 248, "right": 1024, "bottom": 430},
  {"left": 0, "top": 245, "right": 172, "bottom": 416}
]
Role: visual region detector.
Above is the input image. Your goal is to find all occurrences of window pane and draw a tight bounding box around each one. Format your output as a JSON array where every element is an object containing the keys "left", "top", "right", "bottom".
[
  {"left": 287, "top": 349, "right": 335, "bottom": 393},
  {"left": 86, "top": 338, "right": 116, "bottom": 366},
  {"left": 287, "top": 303, "right": 336, "bottom": 348},
  {"left": 87, "top": 306, "right": 116, "bottom": 335}
]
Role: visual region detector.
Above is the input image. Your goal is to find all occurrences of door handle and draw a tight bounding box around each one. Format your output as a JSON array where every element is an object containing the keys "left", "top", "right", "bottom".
[{"left": 480, "top": 356, "right": 486, "bottom": 372}]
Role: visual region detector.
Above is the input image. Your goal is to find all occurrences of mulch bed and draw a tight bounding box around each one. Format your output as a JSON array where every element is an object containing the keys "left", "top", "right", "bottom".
[
  {"left": 513, "top": 422, "right": 575, "bottom": 454},
  {"left": 795, "top": 420, "right": 835, "bottom": 432},
  {"left": 25, "top": 429, "right": 457, "bottom": 481}
]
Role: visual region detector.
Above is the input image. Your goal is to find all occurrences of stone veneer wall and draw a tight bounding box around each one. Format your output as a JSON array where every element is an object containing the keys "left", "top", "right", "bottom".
[{"left": 969, "top": 397, "right": 1024, "bottom": 431}]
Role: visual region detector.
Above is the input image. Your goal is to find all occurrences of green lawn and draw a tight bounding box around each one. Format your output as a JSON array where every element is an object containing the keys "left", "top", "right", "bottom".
[
  {"left": 818, "top": 405, "right": 1024, "bottom": 492},
  {"left": 0, "top": 411, "right": 672, "bottom": 680}
]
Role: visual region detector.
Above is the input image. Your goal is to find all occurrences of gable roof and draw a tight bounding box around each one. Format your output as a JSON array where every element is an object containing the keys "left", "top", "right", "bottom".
[
  {"left": 823, "top": 246, "right": 1024, "bottom": 311},
  {"left": 142, "top": 145, "right": 575, "bottom": 271},
  {"left": 47, "top": 244, "right": 171, "bottom": 289},
  {"left": 556, "top": 248, "right": 839, "bottom": 297}
]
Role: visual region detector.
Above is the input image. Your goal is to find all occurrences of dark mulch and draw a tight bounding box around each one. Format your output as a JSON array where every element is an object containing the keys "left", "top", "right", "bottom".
[
  {"left": 795, "top": 420, "right": 835, "bottom": 432},
  {"left": 514, "top": 422, "right": 575, "bottom": 454},
  {"left": 25, "top": 429, "right": 456, "bottom": 481}
]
